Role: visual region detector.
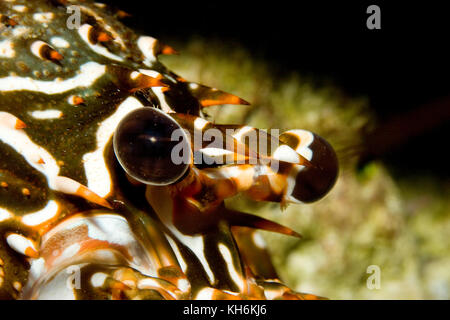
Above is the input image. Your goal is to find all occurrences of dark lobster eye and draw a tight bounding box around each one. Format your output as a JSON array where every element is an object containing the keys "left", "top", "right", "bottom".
[
  {"left": 280, "top": 130, "right": 339, "bottom": 203},
  {"left": 292, "top": 133, "right": 338, "bottom": 203},
  {"left": 113, "top": 108, "right": 191, "bottom": 185}
]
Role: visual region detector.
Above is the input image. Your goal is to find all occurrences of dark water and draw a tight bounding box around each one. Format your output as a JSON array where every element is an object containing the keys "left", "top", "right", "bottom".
[{"left": 106, "top": 0, "right": 450, "bottom": 179}]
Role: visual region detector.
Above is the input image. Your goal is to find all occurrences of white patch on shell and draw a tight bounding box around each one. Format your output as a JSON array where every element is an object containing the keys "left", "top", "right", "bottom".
[
  {"left": 264, "top": 287, "right": 283, "bottom": 300},
  {"left": 12, "top": 5, "right": 27, "bottom": 12},
  {"left": 59, "top": 243, "right": 81, "bottom": 261},
  {"left": 193, "top": 117, "right": 209, "bottom": 131},
  {"left": 199, "top": 147, "right": 234, "bottom": 157},
  {"left": 252, "top": 232, "right": 267, "bottom": 249},
  {"left": 130, "top": 71, "right": 140, "bottom": 80},
  {"left": 218, "top": 243, "right": 244, "bottom": 292},
  {"left": 33, "top": 12, "right": 54, "bottom": 23},
  {"left": 78, "top": 24, "right": 124, "bottom": 62},
  {"left": 0, "top": 40, "right": 15, "bottom": 58},
  {"left": 21, "top": 200, "right": 59, "bottom": 226},
  {"left": 177, "top": 278, "right": 190, "bottom": 293},
  {"left": 30, "top": 110, "right": 63, "bottom": 119},
  {"left": 67, "top": 95, "right": 81, "bottom": 105},
  {"left": 91, "top": 272, "right": 108, "bottom": 287},
  {"left": 53, "top": 176, "right": 80, "bottom": 194},
  {"left": 6, "top": 233, "right": 37, "bottom": 256},
  {"left": 195, "top": 287, "right": 215, "bottom": 300},
  {"left": 82, "top": 96, "right": 144, "bottom": 197},
  {"left": 0, "top": 62, "right": 106, "bottom": 94},
  {"left": 0, "top": 208, "right": 13, "bottom": 222},
  {"left": 50, "top": 37, "right": 70, "bottom": 48},
  {"left": 137, "top": 36, "right": 157, "bottom": 65},
  {"left": 11, "top": 26, "right": 31, "bottom": 38},
  {"left": 137, "top": 69, "right": 160, "bottom": 79}
]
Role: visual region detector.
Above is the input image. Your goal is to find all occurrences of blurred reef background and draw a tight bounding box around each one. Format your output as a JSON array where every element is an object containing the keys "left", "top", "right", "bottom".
[{"left": 107, "top": 0, "right": 450, "bottom": 299}]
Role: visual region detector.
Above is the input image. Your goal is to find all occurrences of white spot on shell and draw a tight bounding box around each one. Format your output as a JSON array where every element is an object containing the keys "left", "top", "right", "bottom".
[
  {"left": 199, "top": 147, "right": 233, "bottom": 158},
  {"left": 0, "top": 208, "right": 13, "bottom": 222},
  {"left": 177, "top": 278, "right": 190, "bottom": 293},
  {"left": 6, "top": 233, "right": 37, "bottom": 257},
  {"left": 193, "top": 117, "right": 209, "bottom": 130},
  {"left": 252, "top": 232, "right": 267, "bottom": 249},
  {"left": 91, "top": 272, "right": 108, "bottom": 287},
  {"left": 130, "top": 71, "right": 140, "bottom": 80},
  {"left": 0, "top": 40, "right": 15, "bottom": 58},
  {"left": 11, "top": 26, "right": 31, "bottom": 38},
  {"left": 53, "top": 176, "right": 80, "bottom": 194},
  {"left": 33, "top": 12, "right": 54, "bottom": 23},
  {"left": 195, "top": 287, "right": 215, "bottom": 300},
  {"left": 12, "top": 5, "right": 27, "bottom": 12},
  {"left": 60, "top": 244, "right": 81, "bottom": 260},
  {"left": 30, "top": 110, "right": 63, "bottom": 119},
  {"left": 138, "top": 69, "right": 160, "bottom": 79},
  {"left": 137, "top": 36, "right": 157, "bottom": 65},
  {"left": 50, "top": 37, "right": 70, "bottom": 48}
]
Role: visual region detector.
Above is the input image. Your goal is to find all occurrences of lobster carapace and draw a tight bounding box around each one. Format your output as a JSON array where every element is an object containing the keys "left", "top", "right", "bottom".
[{"left": 0, "top": 0, "right": 338, "bottom": 300}]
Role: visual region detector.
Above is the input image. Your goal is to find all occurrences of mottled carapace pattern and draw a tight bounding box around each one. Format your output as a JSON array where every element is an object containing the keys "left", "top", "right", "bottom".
[{"left": 0, "top": 0, "right": 338, "bottom": 299}]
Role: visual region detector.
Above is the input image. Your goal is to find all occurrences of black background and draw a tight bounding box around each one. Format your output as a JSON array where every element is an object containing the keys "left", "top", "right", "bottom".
[
  {"left": 2, "top": 299, "right": 446, "bottom": 317},
  {"left": 105, "top": 0, "right": 449, "bottom": 179}
]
